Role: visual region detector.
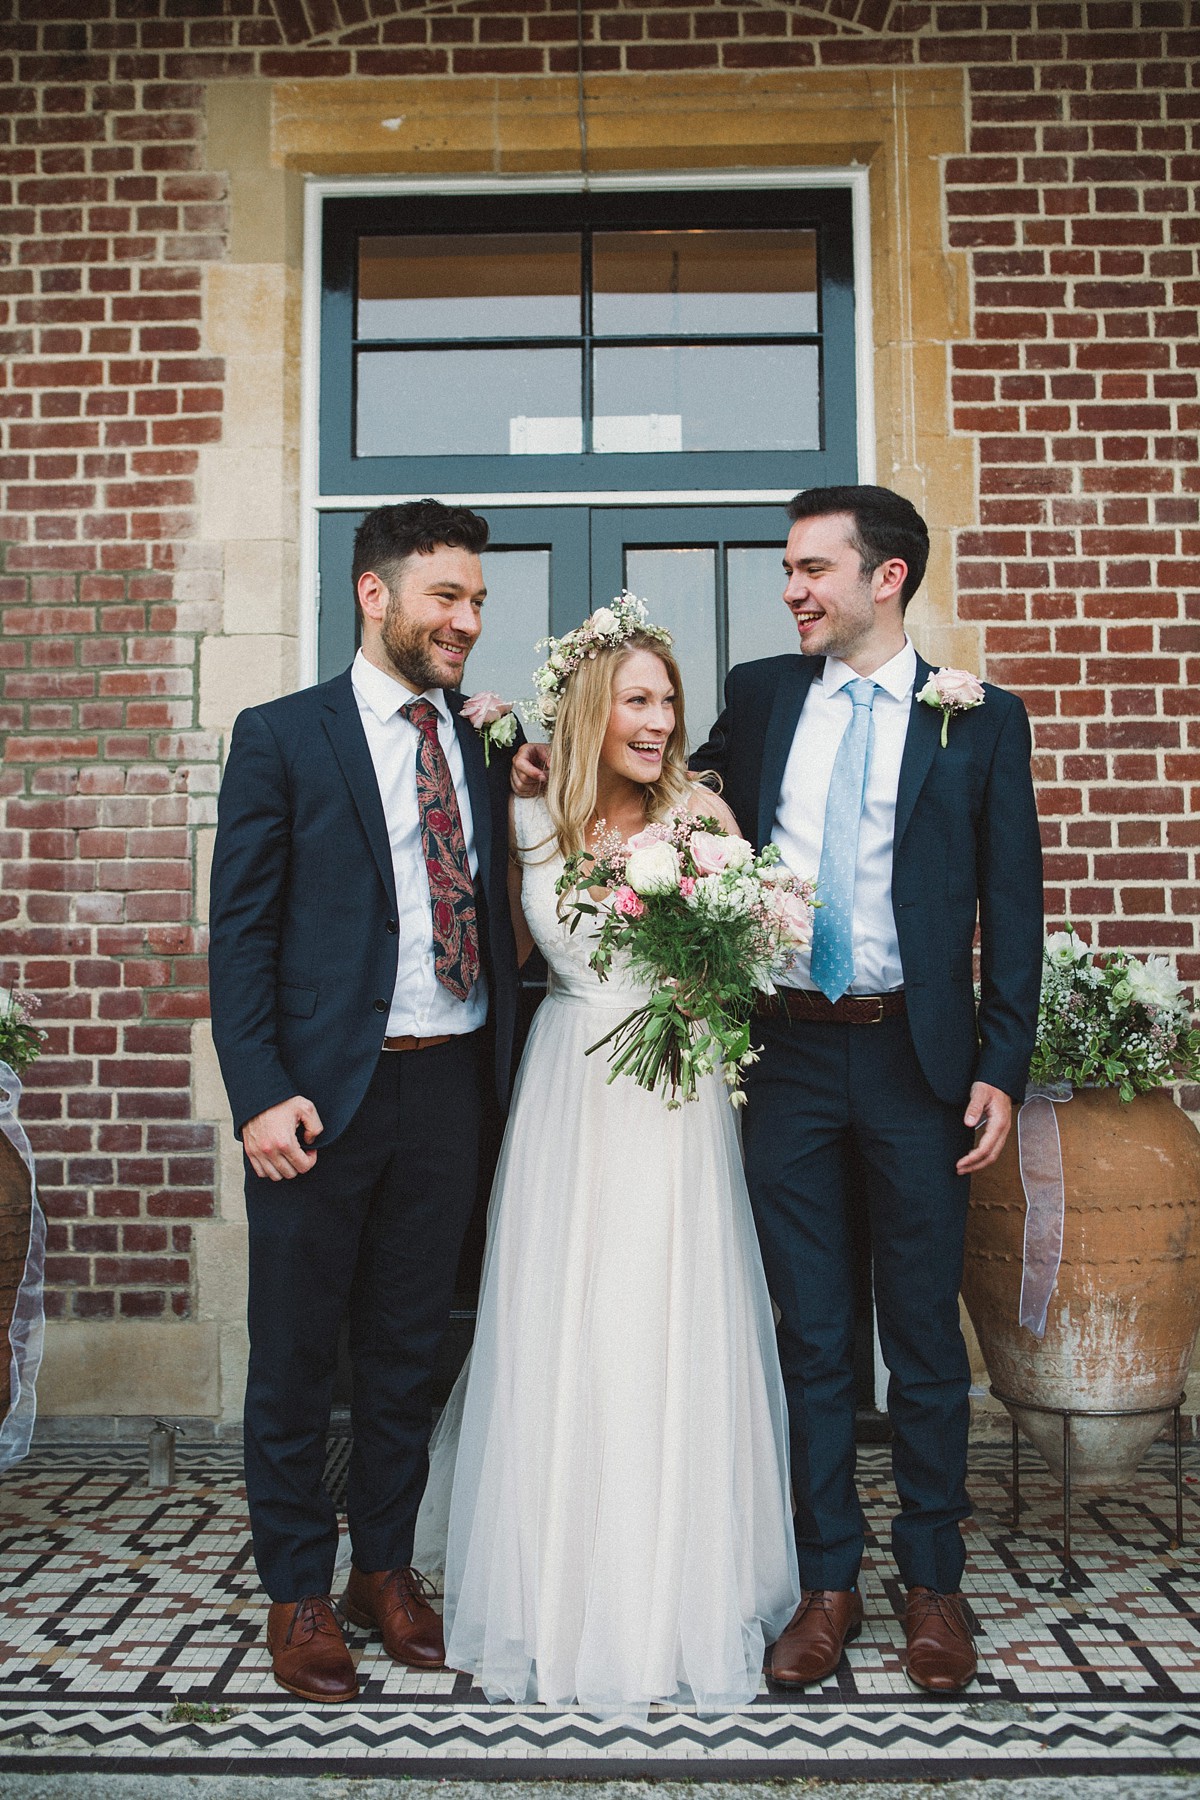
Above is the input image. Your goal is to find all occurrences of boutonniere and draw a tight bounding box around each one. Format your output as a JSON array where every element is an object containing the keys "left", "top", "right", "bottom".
[
  {"left": 461, "top": 691, "right": 518, "bottom": 765},
  {"left": 916, "top": 667, "right": 986, "bottom": 747}
]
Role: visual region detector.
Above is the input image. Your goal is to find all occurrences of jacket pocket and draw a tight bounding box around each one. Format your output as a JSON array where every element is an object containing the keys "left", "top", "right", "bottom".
[{"left": 278, "top": 983, "right": 318, "bottom": 1019}]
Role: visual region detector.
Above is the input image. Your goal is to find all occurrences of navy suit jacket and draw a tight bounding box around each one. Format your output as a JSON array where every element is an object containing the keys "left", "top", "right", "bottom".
[
  {"left": 208, "top": 668, "right": 521, "bottom": 1144},
  {"left": 692, "top": 652, "right": 1043, "bottom": 1107}
]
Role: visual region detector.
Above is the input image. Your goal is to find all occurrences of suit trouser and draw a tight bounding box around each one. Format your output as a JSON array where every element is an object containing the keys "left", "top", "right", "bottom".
[
  {"left": 243, "top": 1035, "right": 482, "bottom": 1602},
  {"left": 743, "top": 1008, "right": 974, "bottom": 1595}
]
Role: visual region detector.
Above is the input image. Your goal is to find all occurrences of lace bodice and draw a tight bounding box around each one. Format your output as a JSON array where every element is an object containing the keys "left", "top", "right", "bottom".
[{"left": 514, "top": 797, "right": 653, "bottom": 1006}]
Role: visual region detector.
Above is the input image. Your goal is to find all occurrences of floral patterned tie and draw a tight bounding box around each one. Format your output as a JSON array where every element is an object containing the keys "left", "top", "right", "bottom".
[{"left": 401, "top": 699, "right": 480, "bottom": 1002}]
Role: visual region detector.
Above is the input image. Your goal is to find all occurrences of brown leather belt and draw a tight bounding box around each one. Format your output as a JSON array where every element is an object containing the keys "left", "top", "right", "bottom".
[
  {"left": 756, "top": 987, "right": 906, "bottom": 1026},
  {"left": 381, "top": 1033, "right": 454, "bottom": 1053}
]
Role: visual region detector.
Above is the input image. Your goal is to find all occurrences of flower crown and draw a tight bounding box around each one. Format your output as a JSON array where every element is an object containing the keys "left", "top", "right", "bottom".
[{"left": 528, "top": 592, "right": 672, "bottom": 733}]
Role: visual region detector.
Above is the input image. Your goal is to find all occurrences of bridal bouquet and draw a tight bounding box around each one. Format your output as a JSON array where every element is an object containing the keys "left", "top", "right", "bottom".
[
  {"left": 1030, "top": 927, "right": 1200, "bottom": 1101},
  {"left": 557, "top": 810, "right": 815, "bottom": 1108}
]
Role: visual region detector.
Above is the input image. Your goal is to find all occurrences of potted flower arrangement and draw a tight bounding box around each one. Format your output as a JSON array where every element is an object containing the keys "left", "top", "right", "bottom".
[
  {"left": 0, "top": 984, "right": 47, "bottom": 1471},
  {"left": 961, "top": 933, "right": 1200, "bottom": 1485}
]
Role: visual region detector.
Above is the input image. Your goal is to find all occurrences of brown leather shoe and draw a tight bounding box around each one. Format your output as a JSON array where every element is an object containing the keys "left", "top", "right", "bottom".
[
  {"left": 340, "top": 1564, "right": 445, "bottom": 1670},
  {"left": 769, "top": 1589, "right": 864, "bottom": 1688},
  {"left": 266, "top": 1595, "right": 358, "bottom": 1703},
  {"left": 904, "top": 1587, "right": 977, "bottom": 1692}
]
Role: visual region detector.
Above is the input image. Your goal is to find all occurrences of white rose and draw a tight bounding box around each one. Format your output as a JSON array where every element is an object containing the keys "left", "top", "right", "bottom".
[
  {"left": 625, "top": 840, "right": 681, "bottom": 896},
  {"left": 1045, "top": 929, "right": 1089, "bottom": 968},
  {"left": 1126, "top": 956, "right": 1182, "bottom": 1012},
  {"left": 589, "top": 606, "right": 618, "bottom": 636}
]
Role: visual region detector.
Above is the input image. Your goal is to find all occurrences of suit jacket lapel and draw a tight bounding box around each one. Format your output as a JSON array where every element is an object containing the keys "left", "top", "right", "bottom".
[
  {"left": 452, "top": 694, "right": 493, "bottom": 893},
  {"left": 757, "top": 657, "right": 821, "bottom": 848},
  {"left": 893, "top": 653, "right": 940, "bottom": 850},
  {"left": 321, "top": 670, "right": 398, "bottom": 911}
]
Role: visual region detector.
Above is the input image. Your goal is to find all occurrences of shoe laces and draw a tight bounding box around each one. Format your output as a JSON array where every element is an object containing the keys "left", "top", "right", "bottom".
[
  {"left": 908, "top": 1588, "right": 968, "bottom": 1638},
  {"left": 800, "top": 1589, "right": 847, "bottom": 1619},
  {"left": 381, "top": 1565, "right": 436, "bottom": 1612},
  {"left": 286, "top": 1595, "right": 340, "bottom": 1645}
]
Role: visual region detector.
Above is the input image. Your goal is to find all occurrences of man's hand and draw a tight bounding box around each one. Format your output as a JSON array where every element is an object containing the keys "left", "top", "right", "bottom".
[
  {"left": 511, "top": 741, "right": 550, "bottom": 797},
  {"left": 243, "top": 1096, "right": 324, "bottom": 1181},
  {"left": 957, "top": 1082, "right": 1012, "bottom": 1175}
]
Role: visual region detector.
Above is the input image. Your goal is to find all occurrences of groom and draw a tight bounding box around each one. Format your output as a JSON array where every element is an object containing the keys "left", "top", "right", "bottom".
[
  {"left": 209, "top": 499, "right": 520, "bottom": 1703},
  {"left": 694, "top": 485, "right": 1042, "bottom": 1693}
]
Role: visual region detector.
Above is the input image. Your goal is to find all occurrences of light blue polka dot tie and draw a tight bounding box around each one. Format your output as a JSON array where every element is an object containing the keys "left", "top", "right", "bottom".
[{"left": 809, "top": 677, "right": 878, "bottom": 1004}]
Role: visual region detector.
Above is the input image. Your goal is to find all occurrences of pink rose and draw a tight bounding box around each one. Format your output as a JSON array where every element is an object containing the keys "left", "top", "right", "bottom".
[
  {"left": 922, "top": 668, "right": 985, "bottom": 709},
  {"left": 461, "top": 691, "right": 511, "bottom": 728},
  {"left": 679, "top": 876, "right": 696, "bottom": 898},
  {"left": 612, "top": 885, "right": 646, "bottom": 918},
  {"left": 690, "top": 830, "right": 754, "bottom": 876},
  {"left": 773, "top": 886, "right": 813, "bottom": 947}
]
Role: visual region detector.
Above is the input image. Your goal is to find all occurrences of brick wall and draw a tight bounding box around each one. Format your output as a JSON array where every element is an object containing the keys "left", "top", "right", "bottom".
[
  {"left": 0, "top": 46, "right": 225, "bottom": 1322},
  {"left": 2, "top": 0, "right": 1198, "bottom": 1323}
]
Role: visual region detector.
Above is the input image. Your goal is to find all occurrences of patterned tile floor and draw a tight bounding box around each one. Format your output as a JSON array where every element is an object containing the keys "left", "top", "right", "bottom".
[{"left": 0, "top": 1441, "right": 1198, "bottom": 1779}]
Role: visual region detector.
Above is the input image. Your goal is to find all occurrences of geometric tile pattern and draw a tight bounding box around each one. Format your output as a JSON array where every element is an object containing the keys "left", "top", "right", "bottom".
[{"left": 2, "top": 1443, "right": 1198, "bottom": 1778}]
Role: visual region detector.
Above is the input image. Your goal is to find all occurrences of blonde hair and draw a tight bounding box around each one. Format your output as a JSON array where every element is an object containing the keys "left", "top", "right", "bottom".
[{"left": 543, "top": 634, "right": 692, "bottom": 859}]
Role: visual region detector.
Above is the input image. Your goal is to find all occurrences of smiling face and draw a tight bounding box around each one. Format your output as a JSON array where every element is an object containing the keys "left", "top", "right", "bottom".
[
  {"left": 599, "top": 648, "right": 677, "bottom": 788},
  {"left": 782, "top": 511, "right": 907, "bottom": 671},
  {"left": 357, "top": 543, "right": 485, "bottom": 692}
]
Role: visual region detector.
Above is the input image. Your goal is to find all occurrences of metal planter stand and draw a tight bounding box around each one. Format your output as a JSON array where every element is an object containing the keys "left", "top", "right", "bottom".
[{"left": 992, "top": 1385, "right": 1187, "bottom": 1574}]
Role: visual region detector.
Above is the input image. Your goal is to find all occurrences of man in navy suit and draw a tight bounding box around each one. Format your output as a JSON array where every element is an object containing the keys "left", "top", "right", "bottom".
[
  {"left": 209, "top": 500, "right": 520, "bottom": 1703},
  {"left": 694, "top": 486, "right": 1042, "bottom": 1693}
]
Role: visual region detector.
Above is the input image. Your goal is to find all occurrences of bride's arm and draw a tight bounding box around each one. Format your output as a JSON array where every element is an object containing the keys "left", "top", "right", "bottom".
[
  {"left": 684, "top": 782, "right": 743, "bottom": 837},
  {"left": 507, "top": 798, "right": 536, "bottom": 968}
]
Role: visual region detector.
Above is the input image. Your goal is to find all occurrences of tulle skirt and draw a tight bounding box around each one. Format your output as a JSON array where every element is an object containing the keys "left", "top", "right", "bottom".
[{"left": 414, "top": 988, "right": 799, "bottom": 1719}]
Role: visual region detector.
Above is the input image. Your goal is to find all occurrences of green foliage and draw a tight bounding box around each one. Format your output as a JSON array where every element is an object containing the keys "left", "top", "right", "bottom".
[
  {"left": 166, "top": 1700, "right": 237, "bottom": 1724},
  {"left": 0, "top": 986, "right": 44, "bottom": 1077},
  {"left": 1029, "top": 929, "right": 1200, "bottom": 1103}
]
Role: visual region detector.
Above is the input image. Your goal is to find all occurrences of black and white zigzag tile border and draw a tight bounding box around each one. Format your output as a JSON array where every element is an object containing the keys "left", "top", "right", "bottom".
[{"left": 2, "top": 1695, "right": 1200, "bottom": 1779}]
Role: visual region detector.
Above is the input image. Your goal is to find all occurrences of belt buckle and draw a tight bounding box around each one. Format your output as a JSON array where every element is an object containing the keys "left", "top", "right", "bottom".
[{"left": 863, "top": 996, "right": 886, "bottom": 1024}]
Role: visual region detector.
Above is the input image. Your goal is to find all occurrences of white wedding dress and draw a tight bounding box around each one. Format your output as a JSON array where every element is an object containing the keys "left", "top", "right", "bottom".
[{"left": 414, "top": 795, "right": 799, "bottom": 1717}]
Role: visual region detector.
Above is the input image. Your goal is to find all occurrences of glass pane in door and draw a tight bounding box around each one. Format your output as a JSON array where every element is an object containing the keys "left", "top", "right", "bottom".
[
  {"left": 593, "top": 229, "right": 818, "bottom": 335},
  {"left": 623, "top": 548, "right": 719, "bottom": 737},
  {"left": 726, "top": 546, "right": 800, "bottom": 670},
  {"left": 358, "top": 233, "right": 581, "bottom": 338},
  {"left": 472, "top": 548, "right": 552, "bottom": 737}
]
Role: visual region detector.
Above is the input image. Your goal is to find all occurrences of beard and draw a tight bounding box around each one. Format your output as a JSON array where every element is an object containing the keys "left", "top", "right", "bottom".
[{"left": 380, "top": 593, "right": 467, "bottom": 691}]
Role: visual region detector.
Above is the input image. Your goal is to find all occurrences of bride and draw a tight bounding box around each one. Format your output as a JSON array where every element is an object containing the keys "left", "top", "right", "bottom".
[{"left": 415, "top": 607, "right": 799, "bottom": 1717}]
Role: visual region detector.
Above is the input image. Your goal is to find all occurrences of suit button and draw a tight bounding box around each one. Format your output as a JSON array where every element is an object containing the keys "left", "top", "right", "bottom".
[
  {"left": 386, "top": 919, "right": 398, "bottom": 934},
  {"left": 374, "top": 998, "right": 387, "bottom": 1013}
]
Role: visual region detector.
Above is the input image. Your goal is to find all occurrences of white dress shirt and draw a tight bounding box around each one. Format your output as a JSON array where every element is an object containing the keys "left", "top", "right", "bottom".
[
  {"left": 772, "top": 638, "right": 916, "bottom": 994},
  {"left": 351, "top": 649, "right": 487, "bottom": 1037}
]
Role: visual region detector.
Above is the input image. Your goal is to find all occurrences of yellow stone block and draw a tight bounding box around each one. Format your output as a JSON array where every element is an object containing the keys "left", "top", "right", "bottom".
[
  {"left": 204, "top": 263, "right": 289, "bottom": 360},
  {"left": 38, "top": 1322, "right": 220, "bottom": 1419},
  {"left": 222, "top": 538, "right": 295, "bottom": 638},
  {"left": 200, "top": 633, "right": 296, "bottom": 730},
  {"left": 199, "top": 446, "right": 286, "bottom": 542}
]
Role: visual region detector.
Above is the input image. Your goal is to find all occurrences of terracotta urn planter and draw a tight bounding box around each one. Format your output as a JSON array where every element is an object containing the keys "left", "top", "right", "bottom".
[{"left": 962, "top": 1087, "right": 1200, "bottom": 1486}]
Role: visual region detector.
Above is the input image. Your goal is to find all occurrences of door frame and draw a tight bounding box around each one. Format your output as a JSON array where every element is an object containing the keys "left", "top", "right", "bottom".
[{"left": 298, "top": 165, "right": 876, "bottom": 691}]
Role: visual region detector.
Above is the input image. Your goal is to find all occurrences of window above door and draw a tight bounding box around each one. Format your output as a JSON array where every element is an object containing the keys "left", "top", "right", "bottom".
[{"left": 319, "top": 187, "right": 856, "bottom": 497}]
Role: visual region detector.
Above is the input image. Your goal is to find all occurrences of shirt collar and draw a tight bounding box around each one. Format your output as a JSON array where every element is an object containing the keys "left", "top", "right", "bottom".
[
  {"left": 352, "top": 648, "right": 450, "bottom": 727},
  {"left": 820, "top": 637, "right": 916, "bottom": 704}
]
